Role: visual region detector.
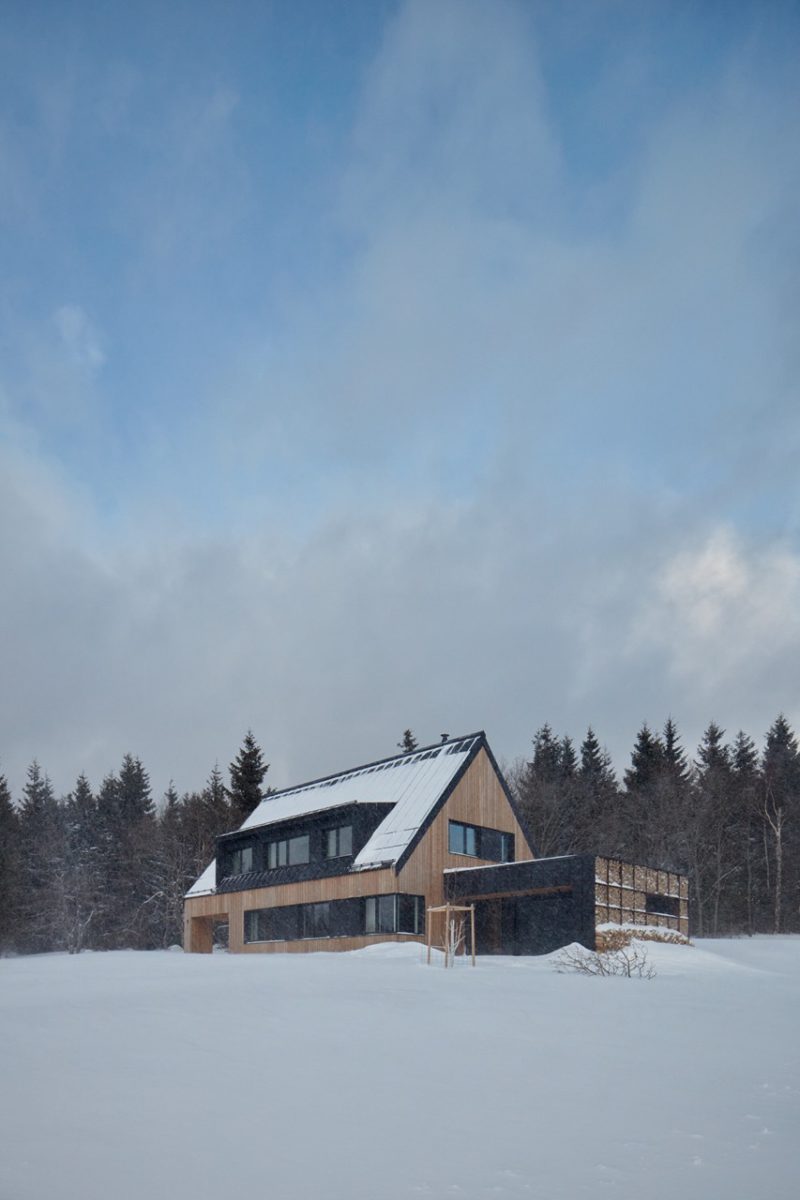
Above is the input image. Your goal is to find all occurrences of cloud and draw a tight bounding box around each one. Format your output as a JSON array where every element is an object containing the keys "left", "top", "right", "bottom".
[
  {"left": 343, "top": 0, "right": 557, "bottom": 228},
  {"left": 53, "top": 305, "right": 106, "bottom": 372},
  {"left": 0, "top": 1, "right": 798, "bottom": 799},
  {"left": 219, "top": 0, "right": 799, "bottom": 525},
  {"left": 1, "top": 432, "right": 793, "bottom": 803},
  {"left": 631, "top": 529, "right": 800, "bottom": 707}
]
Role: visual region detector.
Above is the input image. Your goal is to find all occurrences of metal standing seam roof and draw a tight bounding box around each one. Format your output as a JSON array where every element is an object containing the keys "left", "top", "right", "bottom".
[{"left": 186, "top": 734, "right": 482, "bottom": 897}]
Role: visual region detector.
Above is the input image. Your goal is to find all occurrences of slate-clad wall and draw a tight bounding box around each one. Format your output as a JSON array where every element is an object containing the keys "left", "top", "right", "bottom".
[
  {"left": 216, "top": 802, "right": 394, "bottom": 892},
  {"left": 444, "top": 856, "right": 597, "bottom": 954},
  {"left": 184, "top": 744, "right": 533, "bottom": 953},
  {"left": 446, "top": 855, "right": 689, "bottom": 953}
]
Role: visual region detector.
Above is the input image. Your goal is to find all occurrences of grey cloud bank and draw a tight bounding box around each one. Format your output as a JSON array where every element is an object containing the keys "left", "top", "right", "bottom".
[{"left": 0, "top": 0, "right": 798, "bottom": 799}]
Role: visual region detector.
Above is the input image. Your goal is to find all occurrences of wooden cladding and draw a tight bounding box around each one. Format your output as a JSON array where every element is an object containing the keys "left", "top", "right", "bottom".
[
  {"left": 593, "top": 856, "right": 689, "bottom": 936},
  {"left": 394, "top": 747, "right": 534, "bottom": 908},
  {"left": 184, "top": 746, "right": 532, "bottom": 954},
  {"left": 184, "top": 865, "right": 396, "bottom": 952}
]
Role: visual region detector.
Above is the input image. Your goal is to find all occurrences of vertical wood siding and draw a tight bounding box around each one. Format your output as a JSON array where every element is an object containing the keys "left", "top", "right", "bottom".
[
  {"left": 184, "top": 746, "right": 533, "bottom": 953},
  {"left": 395, "top": 746, "right": 534, "bottom": 909}
]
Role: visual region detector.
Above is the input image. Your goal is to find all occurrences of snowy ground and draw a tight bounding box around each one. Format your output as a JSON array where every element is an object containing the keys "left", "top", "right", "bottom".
[{"left": 1, "top": 938, "right": 798, "bottom": 1200}]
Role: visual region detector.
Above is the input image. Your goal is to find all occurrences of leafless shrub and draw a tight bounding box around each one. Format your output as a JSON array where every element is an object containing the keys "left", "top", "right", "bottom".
[
  {"left": 443, "top": 915, "right": 466, "bottom": 967},
  {"left": 553, "top": 943, "right": 656, "bottom": 979}
]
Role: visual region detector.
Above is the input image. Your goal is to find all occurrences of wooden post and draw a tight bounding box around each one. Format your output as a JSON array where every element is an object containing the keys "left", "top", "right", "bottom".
[{"left": 424, "top": 903, "right": 476, "bottom": 966}]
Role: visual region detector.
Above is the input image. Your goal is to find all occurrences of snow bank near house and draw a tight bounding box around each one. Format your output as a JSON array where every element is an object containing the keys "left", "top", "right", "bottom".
[{"left": 1, "top": 937, "right": 798, "bottom": 1200}]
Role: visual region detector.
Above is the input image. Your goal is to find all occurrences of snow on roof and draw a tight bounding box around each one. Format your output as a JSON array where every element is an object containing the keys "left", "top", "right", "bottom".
[
  {"left": 244, "top": 734, "right": 481, "bottom": 868},
  {"left": 185, "top": 734, "right": 482, "bottom": 896},
  {"left": 186, "top": 858, "right": 217, "bottom": 898}
]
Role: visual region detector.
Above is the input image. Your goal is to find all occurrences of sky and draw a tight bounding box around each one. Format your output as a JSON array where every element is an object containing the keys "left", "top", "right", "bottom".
[{"left": 1, "top": 0, "right": 799, "bottom": 802}]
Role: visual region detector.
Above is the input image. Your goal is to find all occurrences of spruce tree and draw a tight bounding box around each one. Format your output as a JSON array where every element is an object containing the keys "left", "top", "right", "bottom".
[
  {"left": 58, "top": 773, "right": 103, "bottom": 952},
  {"left": 623, "top": 723, "right": 665, "bottom": 793},
  {"left": 205, "top": 763, "right": 231, "bottom": 824},
  {"left": 690, "top": 724, "right": 734, "bottom": 935},
  {"left": 228, "top": 732, "right": 270, "bottom": 824},
  {"left": 17, "top": 761, "right": 63, "bottom": 952},
  {"left": 180, "top": 764, "right": 235, "bottom": 880},
  {"left": 0, "top": 770, "right": 20, "bottom": 953},
  {"left": 621, "top": 724, "right": 665, "bottom": 863},
  {"left": 530, "top": 724, "right": 563, "bottom": 783},
  {"left": 577, "top": 728, "right": 619, "bottom": 855},
  {"left": 398, "top": 730, "right": 418, "bottom": 754},
  {"left": 96, "top": 756, "right": 158, "bottom": 949},
  {"left": 150, "top": 783, "right": 194, "bottom": 948},
  {"left": 761, "top": 715, "right": 799, "bottom": 933},
  {"left": 514, "top": 725, "right": 581, "bottom": 857},
  {"left": 663, "top": 717, "right": 690, "bottom": 784},
  {"left": 560, "top": 736, "right": 578, "bottom": 777},
  {"left": 731, "top": 731, "right": 762, "bottom": 933},
  {"left": 579, "top": 728, "right": 605, "bottom": 778}
]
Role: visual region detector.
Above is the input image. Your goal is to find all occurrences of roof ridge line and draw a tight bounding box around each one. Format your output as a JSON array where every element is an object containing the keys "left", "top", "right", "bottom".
[{"left": 255, "top": 731, "right": 486, "bottom": 803}]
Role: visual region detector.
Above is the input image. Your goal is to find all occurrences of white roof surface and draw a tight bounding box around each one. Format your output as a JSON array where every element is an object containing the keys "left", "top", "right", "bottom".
[
  {"left": 187, "top": 859, "right": 217, "bottom": 897},
  {"left": 186, "top": 734, "right": 481, "bottom": 896}
]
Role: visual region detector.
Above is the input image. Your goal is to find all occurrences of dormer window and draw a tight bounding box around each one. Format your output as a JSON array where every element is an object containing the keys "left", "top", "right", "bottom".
[
  {"left": 267, "top": 834, "right": 310, "bottom": 868},
  {"left": 229, "top": 845, "right": 254, "bottom": 874},
  {"left": 323, "top": 825, "right": 353, "bottom": 858}
]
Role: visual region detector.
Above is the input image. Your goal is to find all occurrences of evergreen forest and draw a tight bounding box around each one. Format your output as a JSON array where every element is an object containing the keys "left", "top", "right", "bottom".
[{"left": 0, "top": 717, "right": 798, "bottom": 955}]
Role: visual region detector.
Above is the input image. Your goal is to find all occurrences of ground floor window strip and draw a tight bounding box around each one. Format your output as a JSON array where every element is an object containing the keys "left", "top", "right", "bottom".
[{"left": 243, "top": 893, "right": 425, "bottom": 944}]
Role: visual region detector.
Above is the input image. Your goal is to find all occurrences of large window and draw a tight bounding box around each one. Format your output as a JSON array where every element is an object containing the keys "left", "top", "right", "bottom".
[
  {"left": 303, "top": 902, "right": 331, "bottom": 938},
  {"left": 398, "top": 895, "right": 425, "bottom": 935},
  {"left": 365, "top": 895, "right": 398, "bottom": 934},
  {"left": 244, "top": 894, "right": 425, "bottom": 944},
  {"left": 244, "top": 906, "right": 300, "bottom": 942},
  {"left": 364, "top": 895, "right": 424, "bottom": 935},
  {"left": 449, "top": 821, "right": 478, "bottom": 856},
  {"left": 267, "top": 834, "right": 310, "bottom": 869},
  {"left": 448, "top": 821, "right": 515, "bottom": 863},
  {"left": 323, "top": 825, "right": 353, "bottom": 859},
  {"left": 229, "top": 844, "right": 254, "bottom": 874},
  {"left": 245, "top": 909, "right": 267, "bottom": 942}
]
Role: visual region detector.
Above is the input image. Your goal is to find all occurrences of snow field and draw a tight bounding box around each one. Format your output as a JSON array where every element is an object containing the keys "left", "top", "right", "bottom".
[{"left": 0, "top": 937, "right": 798, "bottom": 1200}]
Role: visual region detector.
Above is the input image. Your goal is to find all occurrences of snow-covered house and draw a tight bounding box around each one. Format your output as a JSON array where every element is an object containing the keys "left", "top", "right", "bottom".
[{"left": 184, "top": 732, "right": 688, "bottom": 955}]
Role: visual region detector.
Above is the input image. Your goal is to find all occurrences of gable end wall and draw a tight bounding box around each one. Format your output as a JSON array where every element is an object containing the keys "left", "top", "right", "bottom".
[
  {"left": 395, "top": 746, "right": 535, "bottom": 907},
  {"left": 184, "top": 745, "right": 533, "bottom": 952}
]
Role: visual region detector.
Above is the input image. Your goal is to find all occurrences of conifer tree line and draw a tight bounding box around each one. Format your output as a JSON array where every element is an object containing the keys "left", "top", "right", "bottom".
[
  {"left": 0, "top": 732, "right": 269, "bottom": 955},
  {"left": 0, "top": 717, "right": 798, "bottom": 955},
  {"left": 510, "top": 715, "right": 800, "bottom": 937}
]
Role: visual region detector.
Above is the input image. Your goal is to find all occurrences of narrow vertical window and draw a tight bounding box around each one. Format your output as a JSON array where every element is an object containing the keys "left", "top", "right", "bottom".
[
  {"left": 229, "top": 844, "right": 254, "bottom": 874},
  {"left": 499, "top": 833, "right": 514, "bottom": 863},
  {"left": 324, "top": 826, "right": 353, "bottom": 858}
]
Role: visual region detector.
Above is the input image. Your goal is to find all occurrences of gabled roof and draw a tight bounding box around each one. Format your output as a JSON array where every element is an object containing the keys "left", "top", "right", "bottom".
[{"left": 186, "top": 733, "right": 484, "bottom": 897}]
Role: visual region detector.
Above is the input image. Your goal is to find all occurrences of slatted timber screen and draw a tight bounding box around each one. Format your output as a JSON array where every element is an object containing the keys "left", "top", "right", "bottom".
[{"left": 593, "top": 856, "right": 689, "bottom": 937}]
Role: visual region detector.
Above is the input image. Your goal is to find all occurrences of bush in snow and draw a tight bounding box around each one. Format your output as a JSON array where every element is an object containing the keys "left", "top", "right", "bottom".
[{"left": 554, "top": 942, "right": 656, "bottom": 979}]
